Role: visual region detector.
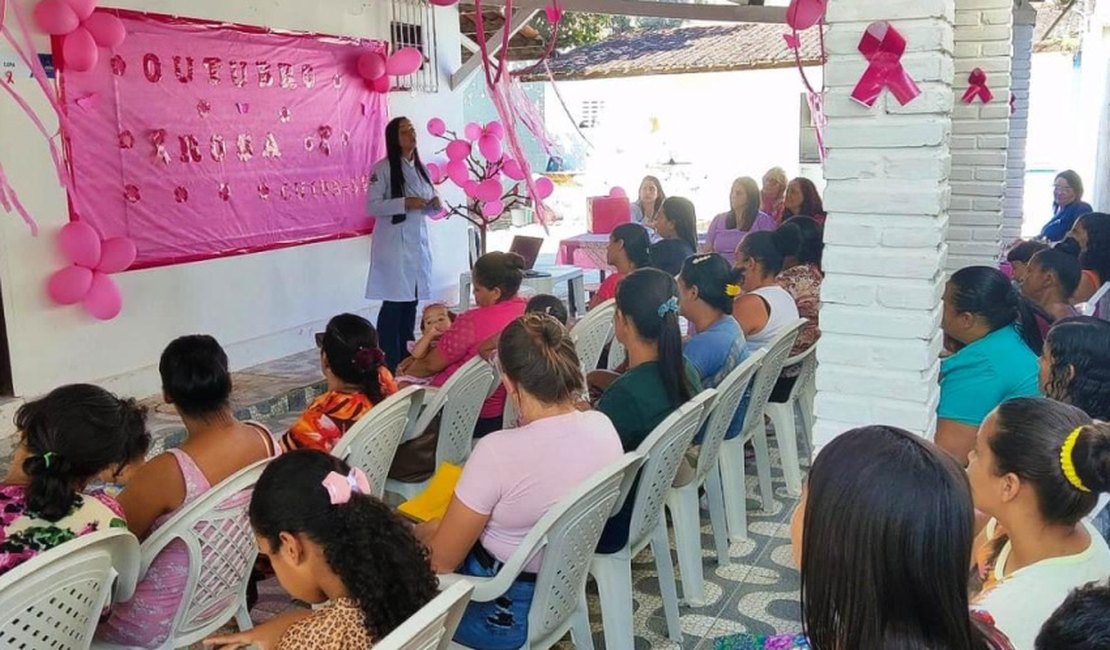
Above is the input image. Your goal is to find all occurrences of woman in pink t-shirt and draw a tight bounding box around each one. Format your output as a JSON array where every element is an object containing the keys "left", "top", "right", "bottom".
[{"left": 415, "top": 313, "right": 623, "bottom": 650}]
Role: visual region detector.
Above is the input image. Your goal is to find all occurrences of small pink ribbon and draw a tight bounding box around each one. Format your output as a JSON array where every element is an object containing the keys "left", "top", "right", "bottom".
[
  {"left": 850, "top": 21, "right": 921, "bottom": 107},
  {"left": 962, "top": 68, "right": 993, "bottom": 104},
  {"left": 3, "top": 71, "right": 12, "bottom": 84},
  {"left": 321, "top": 468, "right": 372, "bottom": 505}
]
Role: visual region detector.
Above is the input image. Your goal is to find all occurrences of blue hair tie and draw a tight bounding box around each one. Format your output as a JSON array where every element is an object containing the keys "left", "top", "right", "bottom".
[{"left": 657, "top": 296, "right": 679, "bottom": 318}]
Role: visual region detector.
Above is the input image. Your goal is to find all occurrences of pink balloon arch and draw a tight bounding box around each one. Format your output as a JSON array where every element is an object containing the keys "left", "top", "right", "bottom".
[{"left": 46, "top": 222, "right": 136, "bottom": 320}]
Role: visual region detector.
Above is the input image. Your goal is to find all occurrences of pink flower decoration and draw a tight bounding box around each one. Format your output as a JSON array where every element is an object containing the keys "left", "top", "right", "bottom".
[
  {"left": 46, "top": 220, "right": 136, "bottom": 320},
  {"left": 33, "top": 0, "right": 129, "bottom": 73}
]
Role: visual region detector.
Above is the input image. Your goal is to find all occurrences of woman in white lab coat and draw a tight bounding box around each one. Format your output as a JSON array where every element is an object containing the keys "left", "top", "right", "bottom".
[{"left": 366, "top": 116, "right": 441, "bottom": 370}]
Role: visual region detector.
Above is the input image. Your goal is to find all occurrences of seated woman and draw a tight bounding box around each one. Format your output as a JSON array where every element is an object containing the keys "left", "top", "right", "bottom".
[
  {"left": 780, "top": 177, "right": 826, "bottom": 225},
  {"left": 760, "top": 166, "right": 787, "bottom": 223},
  {"left": 1041, "top": 317, "right": 1110, "bottom": 420},
  {"left": 772, "top": 216, "right": 824, "bottom": 401},
  {"left": 1, "top": 384, "right": 149, "bottom": 577},
  {"left": 414, "top": 313, "right": 623, "bottom": 650},
  {"left": 1067, "top": 213, "right": 1110, "bottom": 308},
  {"left": 1005, "top": 239, "right": 1049, "bottom": 284},
  {"left": 591, "top": 222, "right": 651, "bottom": 308},
  {"left": 733, "top": 231, "right": 800, "bottom": 353},
  {"left": 649, "top": 196, "right": 699, "bottom": 276},
  {"left": 968, "top": 397, "right": 1110, "bottom": 649},
  {"left": 936, "top": 267, "right": 1042, "bottom": 465},
  {"left": 99, "top": 335, "right": 281, "bottom": 647},
  {"left": 1041, "top": 170, "right": 1093, "bottom": 242},
  {"left": 1035, "top": 580, "right": 1110, "bottom": 649},
  {"left": 1021, "top": 248, "right": 1081, "bottom": 335},
  {"left": 704, "top": 177, "right": 775, "bottom": 262},
  {"left": 283, "top": 314, "right": 398, "bottom": 452},
  {"left": 629, "top": 175, "right": 665, "bottom": 228}
]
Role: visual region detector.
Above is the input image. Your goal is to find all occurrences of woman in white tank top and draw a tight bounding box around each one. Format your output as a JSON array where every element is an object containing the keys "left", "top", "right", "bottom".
[{"left": 733, "top": 231, "right": 800, "bottom": 352}]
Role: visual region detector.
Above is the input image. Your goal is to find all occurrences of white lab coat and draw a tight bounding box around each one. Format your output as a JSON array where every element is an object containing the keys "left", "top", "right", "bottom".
[{"left": 364, "top": 157, "right": 438, "bottom": 302}]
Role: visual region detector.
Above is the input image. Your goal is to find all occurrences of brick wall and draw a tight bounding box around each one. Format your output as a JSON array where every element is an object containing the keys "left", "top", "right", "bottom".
[{"left": 1003, "top": 3, "right": 1037, "bottom": 241}]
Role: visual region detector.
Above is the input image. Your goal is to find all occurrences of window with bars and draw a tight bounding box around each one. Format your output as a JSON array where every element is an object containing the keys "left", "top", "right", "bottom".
[
  {"left": 578, "top": 100, "right": 605, "bottom": 129},
  {"left": 390, "top": 0, "right": 439, "bottom": 93}
]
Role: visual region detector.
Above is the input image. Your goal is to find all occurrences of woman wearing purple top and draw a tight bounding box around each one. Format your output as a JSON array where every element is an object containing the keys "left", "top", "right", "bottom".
[{"left": 704, "top": 176, "right": 775, "bottom": 263}]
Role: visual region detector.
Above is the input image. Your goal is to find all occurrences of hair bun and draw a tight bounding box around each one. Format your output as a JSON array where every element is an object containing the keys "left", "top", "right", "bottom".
[
  {"left": 504, "top": 252, "right": 526, "bottom": 271},
  {"left": 1076, "top": 424, "right": 1110, "bottom": 494}
]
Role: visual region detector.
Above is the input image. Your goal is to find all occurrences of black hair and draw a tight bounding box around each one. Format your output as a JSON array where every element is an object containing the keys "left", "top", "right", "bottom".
[
  {"left": 16, "top": 384, "right": 150, "bottom": 521},
  {"left": 775, "top": 216, "right": 824, "bottom": 269},
  {"left": 1056, "top": 169, "right": 1085, "bottom": 202},
  {"left": 738, "top": 231, "right": 786, "bottom": 277},
  {"left": 1077, "top": 213, "right": 1110, "bottom": 283},
  {"left": 990, "top": 398, "right": 1107, "bottom": 526},
  {"left": 321, "top": 314, "right": 387, "bottom": 404},
  {"left": 947, "top": 266, "right": 1043, "bottom": 354},
  {"left": 525, "top": 294, "right": 568, "bottom": 326},
  {"left": 1035, "top": 580, "right": 1110, "bottom": 649},
  {"left": 250, "top": 450, "right": 438, "bottom": 641},
  {"left": 610, "top": 223, "right": 651, "bottom": 269},
  {"left": 1044, "top": 317, "right": 1110, "bottom": 420},
  {"left": 1030, "top": 248, "right": 1081, "bottom": 298},
  {"left": 660, "top": 196, "right": 698, "bottom": 252},
  {"left": 636, "top": 176, "right": 665, "bottom": 219},
  {"left": 801, "top": 425, "right": 993, "bottom": 650},
  {"left": 385, "top": 117, "right": 432, "bottom": 222},
  {"left": 615, "top": 268, "right": 693, "bottom": 408},
  {"left": 1007, "top": 240, "right": 1049, "bottom": 264},
  {"left": 783, "top": 177, "right": 824, "bottom": 220},
  {"left": 726, "top": 177, "right": 761, "bottom": 231},
  {"left": 679, "top": 253, "right": 743, "bottom": 314},
  {"left": 499, "top": 313, "right": 583, "bottom": 404},
  {"left": 159, "top": 335, "right": 232, "bottom": 418},
  {"left": 472, "top": 251, "right": 525, "bottom": 301}
]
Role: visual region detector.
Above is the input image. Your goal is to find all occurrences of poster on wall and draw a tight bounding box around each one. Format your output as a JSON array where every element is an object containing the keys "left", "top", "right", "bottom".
[{"left": 61, "top": 11, "right": 389, "bottom": 268}]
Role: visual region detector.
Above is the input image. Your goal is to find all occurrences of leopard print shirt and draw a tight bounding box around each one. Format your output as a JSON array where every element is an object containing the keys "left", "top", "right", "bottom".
[{"left": 278, "top": 598, "right": 372, "bottom": 650}]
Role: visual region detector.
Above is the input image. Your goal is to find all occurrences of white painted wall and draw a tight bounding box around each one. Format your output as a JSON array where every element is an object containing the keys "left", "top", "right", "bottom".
[{"left": 0, "top": 0, "right": 468, "bottom": 400}]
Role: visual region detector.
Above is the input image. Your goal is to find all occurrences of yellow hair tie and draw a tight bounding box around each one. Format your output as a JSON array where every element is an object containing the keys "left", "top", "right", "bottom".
[
  {"left": 725, "top": 284, "right": 741, "bottom": 297},
  {"left": 1060, "top": 427, "right": 1091, "bottom": 493}
]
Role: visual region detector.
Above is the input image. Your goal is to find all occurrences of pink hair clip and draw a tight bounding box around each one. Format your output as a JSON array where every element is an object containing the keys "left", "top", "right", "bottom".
[{"left": 321, "top": 468, "right": 372, "bottom": 505}]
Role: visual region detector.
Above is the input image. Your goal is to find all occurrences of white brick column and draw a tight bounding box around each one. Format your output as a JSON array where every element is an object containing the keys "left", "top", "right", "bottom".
[
  {"left": 1003, "top": 3, "right": 1036, "bottom": 241},
  {"left": 945, "top": 0, "right": 1014, "bottom": 270},
  {"left": 815, "top": 0, "right": 955, "bottom": 447}
]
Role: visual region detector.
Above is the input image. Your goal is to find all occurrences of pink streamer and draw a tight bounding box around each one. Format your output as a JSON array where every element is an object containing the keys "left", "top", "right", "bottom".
[
  {"left": 544, "top": 60, "right": 591, "bottom": 150},
  {"left": 0, "top": 160, "right": 37, "bottom": 234},
  {"left": 786, "top": 22, "right": 827, "bottom": 162},
  {"left": 850, "top": 21, "right": 920, "bottom": 107},
  {"left": 961, "top": 68, "right": 993, "bottom": 104}
]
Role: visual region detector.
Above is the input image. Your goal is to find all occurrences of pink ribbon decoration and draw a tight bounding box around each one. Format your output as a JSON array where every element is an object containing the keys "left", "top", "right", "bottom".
[
  {"left": 850, "top": 21, "right": 921, "bottom": 107},
  {"left": 962, "top": 67, "right": 992, "bottom": 104},
  {"left": 321, "top": 468, "right": 372, "bottom": 505}
]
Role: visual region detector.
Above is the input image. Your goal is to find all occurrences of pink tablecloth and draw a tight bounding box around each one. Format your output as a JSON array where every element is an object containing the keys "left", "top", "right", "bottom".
[{"left": 556, "top": 231, "right": 709, "bottom": 271}]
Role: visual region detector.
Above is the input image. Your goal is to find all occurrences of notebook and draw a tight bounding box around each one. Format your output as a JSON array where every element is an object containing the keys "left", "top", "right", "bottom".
[{"left": 396, "top": 462, "right": 463, "bottom": 522}]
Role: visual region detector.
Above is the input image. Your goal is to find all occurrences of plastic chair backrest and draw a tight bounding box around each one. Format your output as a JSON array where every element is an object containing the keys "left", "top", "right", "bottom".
[
  {"left": 607, "top": 337, "right": 627, "bottom": 371},
  {"left": 406, "top": 357, "right": 496, "bottom": 468},
  {"left": 0, "top": 529, "right": 140, "bottom": 650},
  {"left": 139, "top": 459, "right": 269, "bottom": 647},
  {"left": 1080, "top": 281, "right": 1110, "bottom": 317},
  {"left": 740, "top": 319, "right": 805, "bottom": 442},
  {"left": 374, "top": 580, "right": 475, "bottom": 650},
  {"left": 695, "top": 350, "right": 765, "bottom": 481},
  {"left": 626, "top": 390, "right": 717, "bottom": 549},
  {"left": 779, "top": 343, "right": 818, "bottom": 404},
  {"left": 332, "top": 386, "right": 425, "bottom": 499},
  {"left": 571, "top": 299, "right": 616, "bottom": 372}
]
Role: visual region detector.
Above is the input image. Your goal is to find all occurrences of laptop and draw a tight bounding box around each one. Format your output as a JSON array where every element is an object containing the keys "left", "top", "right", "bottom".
[{"left": 508, "top": 236, "right": 550, "bottom": 278}]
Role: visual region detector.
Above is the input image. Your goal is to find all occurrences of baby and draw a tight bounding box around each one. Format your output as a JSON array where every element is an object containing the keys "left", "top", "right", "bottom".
[{"left": 397, "top": 304, "right": 455, "bottom": 387}]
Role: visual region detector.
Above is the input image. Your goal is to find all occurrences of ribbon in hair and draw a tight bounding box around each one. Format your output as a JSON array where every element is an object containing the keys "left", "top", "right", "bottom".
[
  {"left": 321, "top": 468, "right": 372, "bottom": 505},
  {"left": 657, "top": 296, "right": 679, "bottom": 318}
]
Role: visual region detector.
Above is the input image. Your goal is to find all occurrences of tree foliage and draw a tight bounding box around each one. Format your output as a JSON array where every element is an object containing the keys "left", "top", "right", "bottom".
[{"left": 535, "top": 10, "right": 684, "bottom": 51}]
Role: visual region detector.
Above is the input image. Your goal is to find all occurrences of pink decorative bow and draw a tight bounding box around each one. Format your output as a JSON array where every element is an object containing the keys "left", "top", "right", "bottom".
[
  {"left": 321, "top": 468, "right": 372, "bottom": 505},
  {"left": 850, "top": 21, "right": 921, "bottom": 107},
  {"left": 962, "top": 68, "right": 992, "bottom": 104}
]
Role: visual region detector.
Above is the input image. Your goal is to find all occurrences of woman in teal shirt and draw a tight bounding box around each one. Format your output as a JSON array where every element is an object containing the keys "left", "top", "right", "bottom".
[{"left": 937, "top": 266, "right": 1042, "bottom": 465}]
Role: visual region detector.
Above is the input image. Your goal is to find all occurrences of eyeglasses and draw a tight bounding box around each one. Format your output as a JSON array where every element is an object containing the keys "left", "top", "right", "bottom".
[{"left": 314, "top": 332, "right": 325, "bottom": 348}]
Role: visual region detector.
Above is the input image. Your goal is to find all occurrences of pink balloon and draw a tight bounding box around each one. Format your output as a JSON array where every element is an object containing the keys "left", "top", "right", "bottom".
[
  {"left": 428, "top": 208, "right": 450, "bottom": 220},
  {"left": 476, "top": 179, "right": 502, "bottom": 203},
  {"left": 786, "top": 0, "right": 827, "bottom": 31},
  {"left": 386, "top": 47, "right": 423, "bottom": 76},
  {"left": 33, "top": 0, "right": 79, "bottom": 35},
  {"left": 501, "top": 158, "right": 525, "bottom": 181},
  {"left": 464, "top": 122, "right": 483, "bottom": 141},
  {"left": 427, "top": 117, "right": 446, "bottom": 137},
  {"left": 63, "top": 0, "right": 96, "bottom": 21},
  {"left": 96, "top": 237, "right": 137, "bottom": 273},
  {"left": 62, "top": 26, "right": 98, "bottom": 72},
  {"left": 609, "top": 186, "right": 628, "bottom": 199},
  {"left": 370, "top": 75, "right": 390, "bottom": 93},
  {"left": 445, "top": 139, "right": 471, "bottom": 161},
  {"left": 58, "top": 221, "right": 101, "bottom": 268},
  {"left": 533, "top": 176, "right": 555, "bottom": 200},
  {"left": 84, "top": 11, "right": 126, "bottom": 48},
  {"left": 357, "top": 51, "right": 386, "bottom": 80},
  {"left": 47, "top": 265, "right": 93, "bottom": 305},
  {"left": 484, "top": 121, "right": 505, "bottom": 140},
  {"left": 463, "top": 180, "right": 480, "bottom": 198},
  {"left": 478, "top": 134, "right": 503, "bottom": 162},
  {"left": 83, "top": 272, "right": 123, "bottom": 320},
  {"left": 481, "top": 200, "right": 505, "bottom": 218},
  {"left": 446, "top": 160, "right": 469, "bottom": 187},
  {"left": 426, "top": 162, "right": 443, "bottom": 184}
]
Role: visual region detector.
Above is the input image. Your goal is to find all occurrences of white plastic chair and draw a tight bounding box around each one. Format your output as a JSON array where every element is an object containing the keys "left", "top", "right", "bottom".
[
  {"left": 667, "top": 351, "right": 764, "bottom": 607},
  {"left": 376, "top": 580, "right": 475, "bottom": 650},
  {"left": 446, "top": 453, "right": 645, "bottom": 650},
  {"left": 765, "top": 344, "right": 818, "bottom": 496},
  {"left": 718, "top": 319, "right": 805, "bottom": 544},
  {"left": 0, "top": 529, "right": 140, "bottom": 650},
  {"left": 589, "top": 390, "right": 717, "bottom": 650},
  {"left": 386, "top": 357, "right": 497, "bottom": 501},
  {"left": 570, "top": 299, "right": 616, "bottom": 373},
  {"left": 606, "top": 337, "right": 626, "bottom": 371},
  {"left": 92, "top": 460, "right": 270, "bottom": 650},
  {"left": 332, "top": 385, "right": 425, "bottom": 500},
  {"left": 1079, "top": 281, "right": 1110, "bottom": 317}
]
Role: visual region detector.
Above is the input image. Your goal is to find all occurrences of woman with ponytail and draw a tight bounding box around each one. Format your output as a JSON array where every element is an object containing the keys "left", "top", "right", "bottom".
[
  {"left": 206, "top": 450, "right": 438, "bottom": 650},
  {"left": 0, "top": 384, "right": 148, "bottom": 576},
  {"left": 283, "top": 314, "right": 398, "bottom": 452},
  {"left": 733, "top": 231, "right": 800, "bottom": 353}
]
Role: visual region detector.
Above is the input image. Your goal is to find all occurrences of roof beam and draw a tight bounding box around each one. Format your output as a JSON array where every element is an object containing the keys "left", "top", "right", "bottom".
[
  {"left": 459, "top": 0, "right": 786, "bottom": 24},
  {"left": 450, "top": 9, "right": 540, "bottom": 90},
  {"left": 459, "top": 33, "right": 481, "bottom": 53}
]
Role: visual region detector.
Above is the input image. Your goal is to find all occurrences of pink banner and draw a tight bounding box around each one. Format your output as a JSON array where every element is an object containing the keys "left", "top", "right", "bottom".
[{"left": 61, "top": 11, "right": 388, "bottom": 268}]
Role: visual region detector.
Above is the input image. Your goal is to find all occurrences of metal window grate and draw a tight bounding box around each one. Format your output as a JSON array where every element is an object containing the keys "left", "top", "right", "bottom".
[{"left": 390, "top": 0, "right": 439, "bottom": 93}]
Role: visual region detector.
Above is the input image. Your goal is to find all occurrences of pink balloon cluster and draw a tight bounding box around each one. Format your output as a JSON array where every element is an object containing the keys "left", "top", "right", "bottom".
[
  {"left": 46, "top": 222, "right": 136, "bottom": 320},
  {"left": 33, "top": 0, "right": 126, "bottom": 72},
  {"left": 356, "top": 47, "right": 424, "bottom": 93}
]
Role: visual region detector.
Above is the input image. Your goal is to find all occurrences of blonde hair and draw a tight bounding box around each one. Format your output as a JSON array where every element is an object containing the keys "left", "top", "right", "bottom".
[{"left": 764, "top": 166, "right": 787, "bottom": 192}]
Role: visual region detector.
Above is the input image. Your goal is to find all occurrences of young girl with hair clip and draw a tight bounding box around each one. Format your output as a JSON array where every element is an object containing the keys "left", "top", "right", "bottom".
[
  {"left": 0, "top": 384, "right": 149, "bottom": 577},
  {"left": 283, "top": 314, "right": 398, "bottom": 452},
  {"left": 968, "top": 397, "right": 1110, "bottom": 649},
  {"left": 205, "top": 450, "right": 439, "bottom": 650}
]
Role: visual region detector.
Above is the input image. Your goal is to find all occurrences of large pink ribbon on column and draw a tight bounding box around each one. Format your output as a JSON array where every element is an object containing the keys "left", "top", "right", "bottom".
[
  {"left": 850, "top": 21, "right": 921, "bottom": 107},
  {"left": 962, "top": 68, "right": 993, "bottom": 104}
]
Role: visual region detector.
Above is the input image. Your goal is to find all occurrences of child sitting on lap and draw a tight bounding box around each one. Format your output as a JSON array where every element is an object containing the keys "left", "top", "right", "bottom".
[{"left": 396, "top": 304, "right": 456, "bottom": 386}]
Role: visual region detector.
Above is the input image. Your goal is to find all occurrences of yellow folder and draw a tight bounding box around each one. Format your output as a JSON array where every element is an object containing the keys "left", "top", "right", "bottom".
[{"left": 397, "top": 462, "right": 463, "bottom": 523}]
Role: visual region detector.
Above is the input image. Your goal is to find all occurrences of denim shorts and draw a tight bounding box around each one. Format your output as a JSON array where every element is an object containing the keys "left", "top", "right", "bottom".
[{"left": 452, "top": 548, "right": 536, "bottom": 650}]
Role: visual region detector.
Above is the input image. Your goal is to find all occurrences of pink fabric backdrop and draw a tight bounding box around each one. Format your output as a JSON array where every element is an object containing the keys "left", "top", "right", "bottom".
[{"left": 61, "top": 11, "right": 388, "bottom": 267}]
